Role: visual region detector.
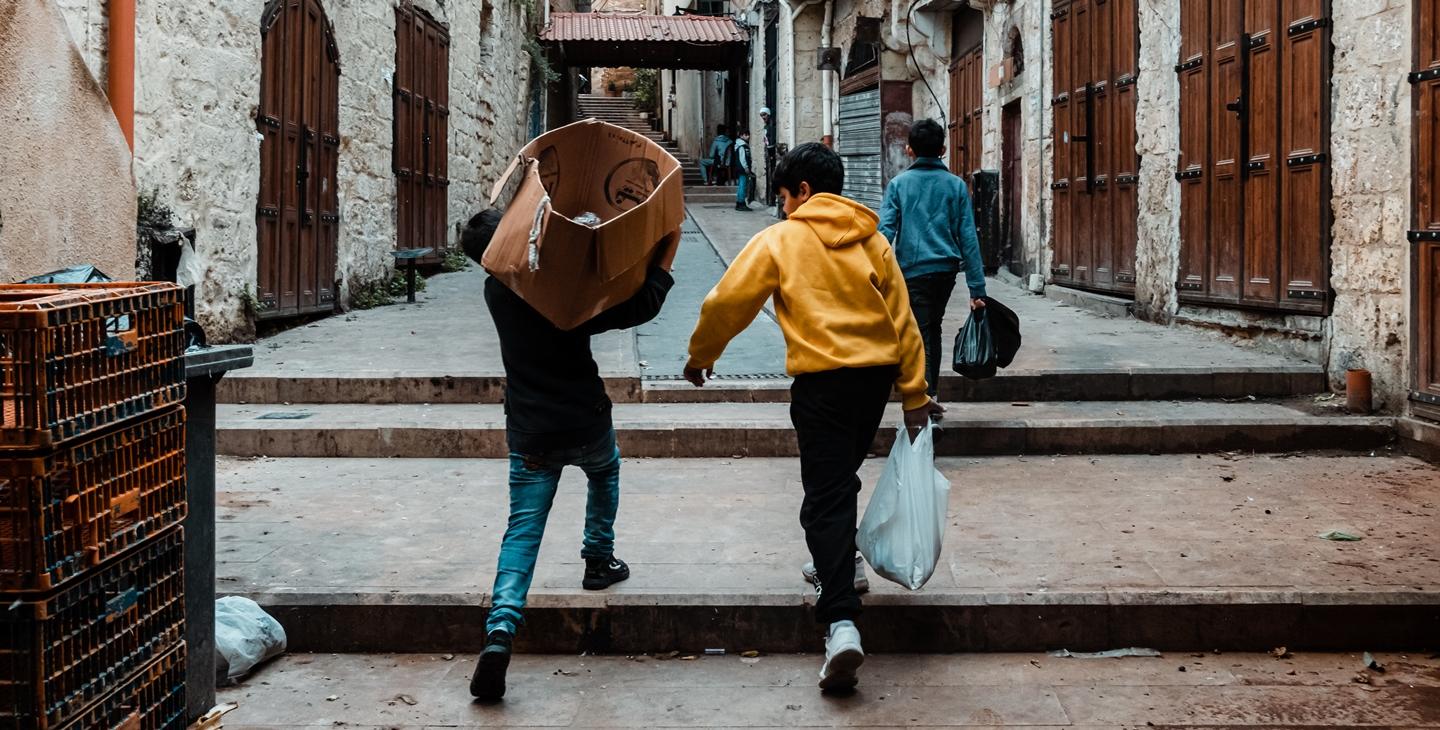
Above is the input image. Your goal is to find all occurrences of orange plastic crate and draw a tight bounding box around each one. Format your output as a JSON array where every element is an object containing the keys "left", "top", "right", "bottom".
[
  {"left": 0, "top": 283, "right": 186, "bottom": 451},
  {"left": 0, "top": 406, "right": 187, "bottom": 591},
  {"left": 57, "top": 644, "right": 186, "bottom": 730},
  {"left": 0, "top": 528, "right": 185, "bottom": 729}
]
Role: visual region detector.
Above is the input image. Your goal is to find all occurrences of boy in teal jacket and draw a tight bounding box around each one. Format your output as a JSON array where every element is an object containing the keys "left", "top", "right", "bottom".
[{"left": 878, "top": 118, "right": 987, "bottom": 396}]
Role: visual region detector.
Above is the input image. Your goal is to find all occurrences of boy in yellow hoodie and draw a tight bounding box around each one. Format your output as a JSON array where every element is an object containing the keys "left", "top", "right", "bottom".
[{"left": 684, "top": 143, "right": 942, "bottom": 692}]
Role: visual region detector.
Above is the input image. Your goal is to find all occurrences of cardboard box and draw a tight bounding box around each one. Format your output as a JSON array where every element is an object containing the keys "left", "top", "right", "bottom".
[{"left": 482, "top": 118, "right": 685, "bottom": 330}]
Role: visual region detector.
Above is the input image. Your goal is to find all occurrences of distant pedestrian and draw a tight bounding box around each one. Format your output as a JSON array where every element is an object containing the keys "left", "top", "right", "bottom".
[
  {"left": 733, "top": 129, "right": 753, "bottom": 211},
  {"left": 684, "top": 143, "right": 940, "bottom": 692},
  {"left": 460, "top": 209, "right": 679, "bottom": 701},
  {"left": 759, "top": 107, "right": 776, "bottom": 204},
  {"left": 701, "top": 125, "right": 732, "bottom": 186},
  {"left": 878, "top": 118, "right": 987, "bottom": 398}
]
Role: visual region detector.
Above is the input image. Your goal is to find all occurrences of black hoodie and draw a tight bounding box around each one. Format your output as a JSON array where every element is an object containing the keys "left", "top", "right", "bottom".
[{"left": 484, "top": 268, "right": 673, "bottom": 454}]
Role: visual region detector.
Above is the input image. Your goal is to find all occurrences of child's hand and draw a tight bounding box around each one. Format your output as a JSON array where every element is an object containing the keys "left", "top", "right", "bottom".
[
  {"left": 970, "top": 298, "right": 986, "bottom": 311},
  {"left": 903, "top": 398, "right": 946, "bottom": 442},
  {"left": 683, "top": 366, "right": 713, "bottom": 387}
]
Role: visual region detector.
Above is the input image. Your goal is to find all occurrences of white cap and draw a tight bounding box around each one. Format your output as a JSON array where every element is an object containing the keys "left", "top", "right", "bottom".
[{"left": 760, "top": 107, "right": 772, "bottom": 116}]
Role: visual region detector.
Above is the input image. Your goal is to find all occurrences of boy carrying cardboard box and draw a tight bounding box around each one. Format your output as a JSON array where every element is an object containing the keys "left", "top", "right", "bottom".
[{"left": 683, "top": 142, "right": 942, "bottom": 692}]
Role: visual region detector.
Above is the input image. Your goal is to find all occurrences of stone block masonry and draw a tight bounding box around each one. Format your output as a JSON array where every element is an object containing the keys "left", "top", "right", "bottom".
[{"left": 54, "top": 0, "right": 540, "bottom": 342}]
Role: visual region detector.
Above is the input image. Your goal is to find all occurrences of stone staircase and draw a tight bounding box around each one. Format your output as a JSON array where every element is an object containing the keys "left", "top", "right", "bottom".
[{"left": 577, "top": 93, "right": 711, "bottom": 190}]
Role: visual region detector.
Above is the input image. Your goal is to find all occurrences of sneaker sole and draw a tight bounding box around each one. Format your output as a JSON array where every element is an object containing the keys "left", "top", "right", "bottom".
[
  {"left": 582, "top": 570, "right": 630, "bottom": 591},
  {"left": 469, "top": 649, "right": 510, "bottom": 700},
  {"left": 801, "top": 570, "right": 870, "bottom": 595},
  {"left": 818, "top": 647, "right": 864, "bottom": 692}
]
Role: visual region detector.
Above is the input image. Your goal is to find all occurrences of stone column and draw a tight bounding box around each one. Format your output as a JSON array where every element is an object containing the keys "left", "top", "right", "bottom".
[
  {"left": 1327, "top": 1, "right": 1412, "bottom": 406},
  {"left": 1132, "top": 0, "right": 1181, "bottom": 322}
]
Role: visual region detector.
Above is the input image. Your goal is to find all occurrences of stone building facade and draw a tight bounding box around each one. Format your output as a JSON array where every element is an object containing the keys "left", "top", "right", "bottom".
[
  {"left": 53, "top": 0, "right": 556, "bottom": 340},
  {"left": 767, "top": 0, "right": 1421, "bottom": 415}
]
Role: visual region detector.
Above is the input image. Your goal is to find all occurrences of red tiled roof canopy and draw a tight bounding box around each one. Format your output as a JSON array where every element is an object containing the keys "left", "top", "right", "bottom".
[{"left": 540, "top": 12, "right": 749, "bottom": 70}]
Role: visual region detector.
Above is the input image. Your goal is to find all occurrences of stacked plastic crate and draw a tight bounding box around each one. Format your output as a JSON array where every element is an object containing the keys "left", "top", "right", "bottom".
[{"left": 0, "top": 283, "right": 189, "bottom": 730}]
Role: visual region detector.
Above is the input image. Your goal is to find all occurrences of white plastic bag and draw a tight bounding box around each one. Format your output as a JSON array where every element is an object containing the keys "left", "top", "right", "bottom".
[
  {"left": 215, "top": 596, "right": 287, "bottom": 686},
  {"left": 856, "top": 423, "right": 950, "bottom": 590}
]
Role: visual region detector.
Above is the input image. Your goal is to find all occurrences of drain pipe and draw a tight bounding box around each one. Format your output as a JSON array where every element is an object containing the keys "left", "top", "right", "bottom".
[
  {"left": 107, "top": 0, "right": 136, "bottom": 150},
  {"left": 821, "top": 0, "right": 834, "bottom": 146},
  {"left": 786, "top": 0, "right": 823, "bottom": 145}
]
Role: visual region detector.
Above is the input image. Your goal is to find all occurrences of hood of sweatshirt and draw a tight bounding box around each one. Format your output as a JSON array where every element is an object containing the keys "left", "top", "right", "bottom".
[{"left": 789, "top": 193, "right": 878, "bottom": 249}]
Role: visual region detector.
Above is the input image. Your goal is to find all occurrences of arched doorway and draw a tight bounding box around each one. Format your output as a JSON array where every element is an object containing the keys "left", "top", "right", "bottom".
[{"left": 256, "top": 0, "right": 341, "bottom": 319}]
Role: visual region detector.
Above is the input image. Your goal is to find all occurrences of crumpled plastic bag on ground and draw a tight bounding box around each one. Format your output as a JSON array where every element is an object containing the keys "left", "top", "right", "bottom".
[
  {"left": 857, "top": 423, "right": 950, "bottom": 590},
  {"left": 215, "top": 596, "right": 287, "bottom": 686}
]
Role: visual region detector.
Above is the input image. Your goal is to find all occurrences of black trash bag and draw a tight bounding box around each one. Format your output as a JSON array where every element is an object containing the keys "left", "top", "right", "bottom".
[
  {"left": 953, "top": 307, "right": 998, "bottom": 380},
  {"left": 981, "top": 296, "right": 1022, "bottom": 368}
]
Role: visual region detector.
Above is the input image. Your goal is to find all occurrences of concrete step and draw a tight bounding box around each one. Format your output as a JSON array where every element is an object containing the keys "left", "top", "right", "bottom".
[
  {"left": 220, "top": 652, "right": 1440, "bottom": 727},
  {"left": 217, "top": 452, "right": 1439, "bottom": 653},
  {"left": 214, "top": 400, "right": 1393, "bottom": 458},
  {"left": 218, "top": 367, "right": 1327, "bottom": 405}
]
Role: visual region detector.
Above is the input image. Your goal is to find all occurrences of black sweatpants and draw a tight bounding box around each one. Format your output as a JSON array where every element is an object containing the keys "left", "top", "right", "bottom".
[
  {"left": 790, "top": 365, "right": 895, "bottom": 625},
  {"left": 906, "top": 271, "right": 958, "bottom": 398}
]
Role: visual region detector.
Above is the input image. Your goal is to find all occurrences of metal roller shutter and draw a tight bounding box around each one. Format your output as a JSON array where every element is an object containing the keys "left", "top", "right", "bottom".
[{"left": 838, "top": 88, "right": 883, "bottom": 210}]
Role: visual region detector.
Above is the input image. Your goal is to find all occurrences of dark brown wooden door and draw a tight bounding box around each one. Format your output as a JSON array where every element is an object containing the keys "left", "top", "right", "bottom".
[
  {"left": 1177, "top": 1, "right": 1330, "bottom": 313},
  {"left": 395, "top": 6, "right": 450, "bottom": 260},
  {"left": 1413, "top": 0, "right": 1440, "bottom": 413},
  {"left": 948, "top": 45, "right": 983, "bottom": 182},
  {"left": 1050, "top": 0, "right": 1138, "bottom": 294},
  {"left": 257, "top": 0, "right": 340, "bottom": 319},
  {"left": 1002, "top": 100, "right": 1022, "bottom": 271}
]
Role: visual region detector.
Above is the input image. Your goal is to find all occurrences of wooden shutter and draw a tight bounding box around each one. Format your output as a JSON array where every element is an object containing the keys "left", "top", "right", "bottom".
[
  {"left": 1051, "top": 3, "right": 1074, "bottom": 283},
  {"left": 1412, "top": 0, "right": 1440, "bottom": 409},
  {"left": 395, "top": 7, "right": 450, "bottom": 259},
  {"left": 1176, "top": 0, "right": 1329, "bottom": 312}
]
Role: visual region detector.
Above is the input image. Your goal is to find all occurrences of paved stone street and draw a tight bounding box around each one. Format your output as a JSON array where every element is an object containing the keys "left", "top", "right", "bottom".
[{"left": 218, "top": 651, "right": 1440, "bottom": 728}]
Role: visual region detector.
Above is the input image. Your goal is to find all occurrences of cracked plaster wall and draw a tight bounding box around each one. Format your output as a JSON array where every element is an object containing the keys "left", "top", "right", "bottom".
[{"left": 54, "top": 0, "right": 537, "bottom": 342}]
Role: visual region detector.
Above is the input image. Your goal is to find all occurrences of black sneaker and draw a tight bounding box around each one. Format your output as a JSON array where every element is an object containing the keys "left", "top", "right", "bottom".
[
  {"left": 583, "top": 556, "right": 630, "bottom": 590},
  {"left": 469, "top": 630, "right": 512, "bottom": 700}
]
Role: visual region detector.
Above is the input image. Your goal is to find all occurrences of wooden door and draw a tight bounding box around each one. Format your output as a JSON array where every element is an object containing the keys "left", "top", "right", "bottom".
[
  {"left": 1049, "top": 0, "right": 1138, "bottom": 294},
  {"left": 395, "top": 6, "right": 451, "bottom": 260},
  {"left": 257, "top": 0, "right": 340, "bottom": 319},
  {"left": 1176, "top": 0, "right": 1330, "bottom": 313},
  {"left": 1002, "top": 100, "right": 1022, "bottom": 271},
  {"left": 947, "top": 45, "right": 983, "bottom": 182},
  {"left": 1413, "top": 0, "right": 1440, "bottom": 414}
]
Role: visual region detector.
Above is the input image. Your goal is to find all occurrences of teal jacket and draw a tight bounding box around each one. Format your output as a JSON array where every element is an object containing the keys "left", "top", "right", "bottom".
[{"left": 878, "top": 157, "right": 987, "bottom": 297}]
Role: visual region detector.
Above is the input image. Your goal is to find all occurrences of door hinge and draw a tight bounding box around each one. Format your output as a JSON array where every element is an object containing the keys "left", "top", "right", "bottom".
[
  {"left": 1051, "top": 92, "right": 1070, "bottom": 106},
  {"left": 257, "top": 114, "right": 281, "bottom": 130},
  {"left": 1051, "top": 180, "right": 1070, "bottom": 190},
  {"left": 1410, "top": 67, "right": 1440, "bottom": 84},
  {"left": 1117, "top": 273, "right": 1137, "bottom": 284},
  {"left": 1175, "top": 57, "right": 1203, "bottom": 74},
  {"left": 1178, "top": 281, "right": 1204, "bottom": 291},
  {"left": 1115, "top": 74, "right": 1137, "bottom": 89},
  {"left": 1412, "top": 391, "right": 1440, "bottom": 407},
  {"left": 1247, "top": 160, "right": 1267, "bottom": 172},
  {"left": 397, "top": 87, "right": 413, "bottom": 99},
  {"left": 1287, "top": 289, "right": 1325, "bottom": 300},
  {"left": 1287, "top": 153, "right": 1327, "bottom": 167},
  {"left": 257, "top": 205, "right": 279, "bottom": 218},
  {"left": 1176, "top": 168, "right": 1203, "bottom": 181},
  {"left": 1051, "top": 266, "right": 1071, "bottom": 276},
  {"left": 1093, "top": 175, "right": 1109, "bottom": 189},
  {"left": 1116, "top": 174, "right": 1139, "bottom": 185},
  {"left": 1408, "top": 229, "right": 1440, "bottom": 242},
  {"left": 323, "top": 134, "right": 340, "bottom": 147},
  {"left": 1247, "top": 33, "right": 1268, "bottom": 49},
  {"left": 320, "top": 212, "right": 339, "bottom": 223},
  {"left": 1287, "top": 17, "right": 1329, "bottom": 36},
  {"left": 1050, "top": 8, "right": 1069, "bottom": 20}
]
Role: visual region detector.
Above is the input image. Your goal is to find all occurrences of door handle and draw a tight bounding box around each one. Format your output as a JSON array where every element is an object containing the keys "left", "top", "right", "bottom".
[
  {"left": 1236, "top": 34, "right": 1252, "bottom": 178},
  {"left": 298, "top": 125, "right": 313, "bottom": 224},
  {"left": 1082, "top": 81, "right": 1096, "bottom": 192}
]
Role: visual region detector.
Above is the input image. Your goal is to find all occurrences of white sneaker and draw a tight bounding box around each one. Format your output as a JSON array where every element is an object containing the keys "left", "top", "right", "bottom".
[
  {"left": 801, "top": 556, "right": 870, "bottom": 594},
  {"left": 818, "top": 621, "right": 865, "bottom": 691}
]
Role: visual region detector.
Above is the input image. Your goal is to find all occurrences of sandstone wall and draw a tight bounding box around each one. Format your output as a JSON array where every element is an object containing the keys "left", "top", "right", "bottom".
[
  {"left": 779, "top": 5, "right": 824, "bottom": 147},
  {"left": 1326, "top": 1, "right": 1411, "bottom": 407},
  {"left": 1133, "top": 0, "right": 1181, "bottom": 321},
  {"left": 53, "top": 0, "right": 538, "bottom": 341},
  {"left": 0, "top": 0, "right": 136, "bottom": 284}
]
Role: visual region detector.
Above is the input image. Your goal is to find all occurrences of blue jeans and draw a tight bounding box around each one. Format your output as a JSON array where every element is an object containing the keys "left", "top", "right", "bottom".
[
  {"left": 736, "top": 173, "right": 750, "bottom": 204},
  {"left": 486, "top": 430, "right": 622, "bottom": 636}
]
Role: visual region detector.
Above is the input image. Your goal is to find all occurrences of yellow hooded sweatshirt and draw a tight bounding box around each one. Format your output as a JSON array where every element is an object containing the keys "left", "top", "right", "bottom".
[{"left": 686, "top": 193, "right": 930, "bottom": 410}]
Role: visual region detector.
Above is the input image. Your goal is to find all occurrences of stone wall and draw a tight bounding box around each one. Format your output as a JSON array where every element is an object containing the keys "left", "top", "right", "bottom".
[
  {"left": 1326, "top": 1, "right": 1411, "bottom": 407},
  {"left": 53, "top": 0, "right": 538, "bottom": 341},
  {"left": 780, "top": 4, "right": 824, "bottom": 147},
  {"left": 1133, "top": 0, "right": 1181, "bottom": 321},
  {"left": 0, "top": 0, "right": 136, "bottom": 284}
]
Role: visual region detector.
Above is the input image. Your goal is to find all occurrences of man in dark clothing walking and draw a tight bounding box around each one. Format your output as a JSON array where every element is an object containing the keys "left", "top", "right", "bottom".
[
  {"left": 878, "top": 118, "right": 987, "bottom": 397},
  {"left": 460, "top": 209, "right": 678, "bottom": 701}
]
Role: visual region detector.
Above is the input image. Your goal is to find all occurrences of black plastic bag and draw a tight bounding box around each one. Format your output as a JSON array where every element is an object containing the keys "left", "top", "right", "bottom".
[{"left": 952, "top": 307, "right": 998, "bottom": 380}]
